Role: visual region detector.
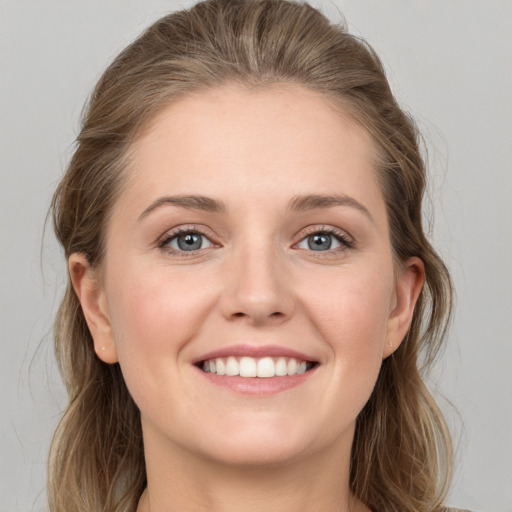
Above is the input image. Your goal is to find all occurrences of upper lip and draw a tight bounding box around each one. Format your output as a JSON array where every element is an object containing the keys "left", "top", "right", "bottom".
[{"left": 192, "top": 344, "right": 319, "bottom": 365}]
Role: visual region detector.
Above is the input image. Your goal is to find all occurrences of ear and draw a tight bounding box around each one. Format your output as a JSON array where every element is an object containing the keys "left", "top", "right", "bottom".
[
  {"left": 68, "top": 253, "right": 118, "bottom": 364},
  {"left": 383, "top": 256, "right": 425, "bottom": 358}
]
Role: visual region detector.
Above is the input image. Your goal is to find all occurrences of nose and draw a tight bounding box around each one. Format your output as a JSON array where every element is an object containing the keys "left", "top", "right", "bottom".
[{"left": 219, "top": 244, "right": 295, "bottom": 327}]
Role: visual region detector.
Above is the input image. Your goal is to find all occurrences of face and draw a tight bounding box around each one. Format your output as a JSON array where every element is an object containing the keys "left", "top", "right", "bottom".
[{"left": 73, "top": 84, "right": 422, "bottom": 468}]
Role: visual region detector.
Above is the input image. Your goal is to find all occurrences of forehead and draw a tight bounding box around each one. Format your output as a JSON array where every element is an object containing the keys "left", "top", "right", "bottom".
[{"left": 118, "top": 83, "right": 385, "bottom": 223}]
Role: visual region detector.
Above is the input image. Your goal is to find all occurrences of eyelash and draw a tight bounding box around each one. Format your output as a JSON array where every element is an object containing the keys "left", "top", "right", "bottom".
[{"left": 158, "top": 225, "right": 354, "bottom": 257}]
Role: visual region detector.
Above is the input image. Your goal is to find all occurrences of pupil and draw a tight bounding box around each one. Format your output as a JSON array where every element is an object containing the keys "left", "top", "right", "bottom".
[
  {"left": 178, "top": 233, "right": 201, "bottom": 251},
  {"left": 308, "top": 233, "right": 331, "bottom": 251}
]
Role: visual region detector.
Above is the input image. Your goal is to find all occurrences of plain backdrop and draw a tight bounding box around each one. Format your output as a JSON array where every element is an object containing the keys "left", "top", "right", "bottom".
[{"left": 1, "top": 1, "right": 511, "bottom": 511}]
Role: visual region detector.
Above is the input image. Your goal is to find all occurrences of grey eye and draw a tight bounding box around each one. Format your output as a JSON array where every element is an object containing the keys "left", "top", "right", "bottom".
[
  {"left": 308, "top": 233, "right": 332, "bottom": 251},
  {"left": 297, "top": 232, "right": 343, "bottom": 252},
  {"left": 166, "top": 232, "right": 213, "bottom": 252},
  {"left": 177, "top": 233, "right": 202, "bottom": 251}
]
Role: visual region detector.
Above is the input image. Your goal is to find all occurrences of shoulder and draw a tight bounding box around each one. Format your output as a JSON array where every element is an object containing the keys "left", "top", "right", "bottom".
[{"left": 444, "top": 508, "right": 473, "bottom": 512}]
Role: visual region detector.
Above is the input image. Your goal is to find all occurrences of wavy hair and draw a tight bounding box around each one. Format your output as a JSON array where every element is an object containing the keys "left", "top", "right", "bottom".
[{"left": 49, "top": 1, "right": 453, "bottom": 510}]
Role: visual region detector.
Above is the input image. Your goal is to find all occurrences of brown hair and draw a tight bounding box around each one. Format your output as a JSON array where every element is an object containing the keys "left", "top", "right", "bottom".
[{"left": 49, "top": 1, "right": 453, "bottom": 511}]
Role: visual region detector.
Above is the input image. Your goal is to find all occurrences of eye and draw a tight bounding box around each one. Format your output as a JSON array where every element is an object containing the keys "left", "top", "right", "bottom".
[
  {"left": 296, "top": 228, "right": 353, "bottom": 252},
  {"left": 160, "top": 229, "right": 215, "bottom": 254}
]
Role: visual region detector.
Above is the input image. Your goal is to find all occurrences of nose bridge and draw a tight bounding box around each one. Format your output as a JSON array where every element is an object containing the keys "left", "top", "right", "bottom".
[{"left": 220, "top": 232, "right": 294, "bottom": 325}]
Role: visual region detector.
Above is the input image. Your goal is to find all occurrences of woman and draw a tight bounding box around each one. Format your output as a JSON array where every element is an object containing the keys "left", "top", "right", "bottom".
[{"left": 49, "top": 0, "right": 462, "bottom": 511}]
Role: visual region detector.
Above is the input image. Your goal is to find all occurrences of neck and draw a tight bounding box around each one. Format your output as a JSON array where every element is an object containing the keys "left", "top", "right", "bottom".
[{"left": 137, "top": 423, "right": 369, "bottom": 512}]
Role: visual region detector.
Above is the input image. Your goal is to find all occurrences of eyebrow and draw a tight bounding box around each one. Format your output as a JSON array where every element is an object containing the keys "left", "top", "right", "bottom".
[
  {"left": 138, "top": 194, "right": 226, "bottom": 221},
  {"left": 138, "top": 193, "right": 374, "bottom": 223},
  {"left": 288, "top": 194, "right": 375, "bottom": 223}
]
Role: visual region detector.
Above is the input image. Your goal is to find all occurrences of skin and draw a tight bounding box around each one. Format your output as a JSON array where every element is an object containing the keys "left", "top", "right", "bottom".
[{"left": 70, "top": 84, "right": 424, "bottom": 512}]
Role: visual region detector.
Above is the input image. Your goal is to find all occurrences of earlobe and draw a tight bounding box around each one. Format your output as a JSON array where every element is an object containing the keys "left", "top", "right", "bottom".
[
  {"left": 68, "top": 253, "right": 118, "bottom": 364},
  {"left": 383, "top": 257, "right": 425, "bottom": 359}
]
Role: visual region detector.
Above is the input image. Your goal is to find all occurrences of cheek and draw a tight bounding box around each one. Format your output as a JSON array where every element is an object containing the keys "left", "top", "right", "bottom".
[
  {"left": 308, "top": 263, "right": 393, "bottom": 349},
  {"left": 103, "top": 263, "right": 224, "bottom": 430},
  {"left": 105, "top": 262, "right": 216, "bottom": 389},
  {"left": 304, "top": 262, "right": 394, "bottom": 399}
]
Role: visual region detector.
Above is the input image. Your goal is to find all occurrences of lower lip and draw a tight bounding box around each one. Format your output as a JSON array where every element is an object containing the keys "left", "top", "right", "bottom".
[{"left": 195, "top": 366, "right": 318, "bottom": 395}]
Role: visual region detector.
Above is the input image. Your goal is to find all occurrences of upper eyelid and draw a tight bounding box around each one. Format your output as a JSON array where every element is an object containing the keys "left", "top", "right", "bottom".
[
  {"left": 159, "top": 224, "right": 351, "bottom": 239},
  {"left": 159, "top": 225, "right": 215, "bottom": 243},
  {"left": 296, "top": 225, "right": 354, "bottom": 243}
]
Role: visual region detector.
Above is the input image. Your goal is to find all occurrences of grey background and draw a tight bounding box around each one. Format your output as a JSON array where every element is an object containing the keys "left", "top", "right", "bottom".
[{"left": 1, "top": 0, "right": 511, "bottom": 510}]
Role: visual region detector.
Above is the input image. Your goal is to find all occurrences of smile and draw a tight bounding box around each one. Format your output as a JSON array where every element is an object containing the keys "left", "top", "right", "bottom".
[
  {"left": 199, "top": 356, "right": 317, "bottom": 378},
  {"left": 192, "top": 344, "right": 320, "bottom": 394}
]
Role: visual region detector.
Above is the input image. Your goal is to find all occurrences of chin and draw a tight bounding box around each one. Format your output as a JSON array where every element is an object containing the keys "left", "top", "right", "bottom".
[
  {"left": 198, "top": 439, "right": 309, "bottom": 468},
  {"left": 185, "top": 417, "right": 327, "bottom": 468}
]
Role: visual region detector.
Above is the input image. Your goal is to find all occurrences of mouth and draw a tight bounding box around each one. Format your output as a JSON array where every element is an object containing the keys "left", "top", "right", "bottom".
[
  {"left": 195, "top": 356, "right": 318, "bottom": 378},
  {"left": 192, "top": 344, "right": 320, "bottom": 394}
]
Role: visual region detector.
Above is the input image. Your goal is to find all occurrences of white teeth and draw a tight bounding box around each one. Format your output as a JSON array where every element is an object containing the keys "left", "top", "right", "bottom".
[
  {"left": 275, "top": 357, "right": 288, "bottom": 376},
  {"left": 216, "top": 358, "right": 226, "bottom": 375},
  {"left": 225, "top": 356, "right": 239, "bottom": 376},
  {"left": 257, "top": 357, "right": 275, "bottom": 378},
  {"left": 240, "top": 356, "right": 257, "bottom": 377},
  {"left": 287, "top": 358, "right": 298, "bottom": 375},
  {"left": 201, "top": 356, "right": 314, "bottom": 378}
]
